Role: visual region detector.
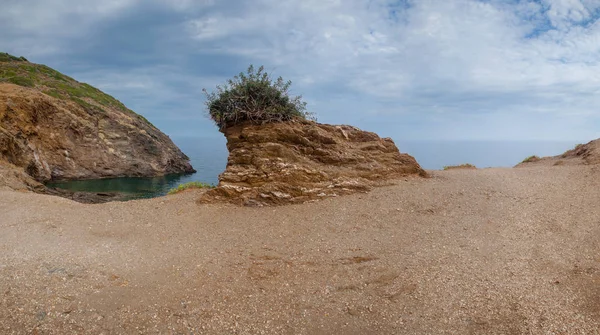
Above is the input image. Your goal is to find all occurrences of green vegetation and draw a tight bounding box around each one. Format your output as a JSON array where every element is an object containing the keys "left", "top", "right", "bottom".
[
  {"left": 203, "top": 65, "right": 314, "bottom": 129},
  {"left": 0, "top": 52, "right": 27, "bottom": 62},
  {"left": 7, "top": 76, "right": 34, "bottom": 87},
  {"left": 167, "top": 181, "right": 215, "bottom": 195},
  {"left": 521, "top": 155, "right": 540, "bottom": 163},
  {"left": 0, "top": 52, "right": 153, "bottom": 127},
  {"left": 443, "top": 163, "right": 477, "bottom": 170}
]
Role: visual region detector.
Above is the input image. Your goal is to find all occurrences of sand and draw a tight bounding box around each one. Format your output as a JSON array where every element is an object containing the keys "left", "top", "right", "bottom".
[{"left": 1, "top": 165, "right": 599, "bottom": 334}]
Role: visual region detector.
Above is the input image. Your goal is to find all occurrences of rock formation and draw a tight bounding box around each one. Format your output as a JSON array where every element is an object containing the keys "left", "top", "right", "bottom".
[
  {"left": 0, "top": 83, "right": 194, "bottom": 183},
  {"left": 0, "top": 160, "right": 45, "bottom": 192},
  {"left": 199, "top": 120, "right": 426, "bottom": 206},
  {"left": 562, "top": 139, "right": 600, "bottom": 164},
  {"left": 516, "top": 139, "right": 600, "bottom": 167},
  {"left": 0, "top": 54, "right": 195, "bottom": 188}
]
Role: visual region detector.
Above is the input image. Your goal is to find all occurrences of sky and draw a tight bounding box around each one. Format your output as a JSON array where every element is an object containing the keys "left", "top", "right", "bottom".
[{"left": 1, "top": 0, "right": 600, "bottom": 141}]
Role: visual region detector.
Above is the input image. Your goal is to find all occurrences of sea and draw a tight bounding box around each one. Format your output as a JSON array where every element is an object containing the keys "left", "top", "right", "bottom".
[{"left": 46, "top": 137, "right": 581, "bottom": 200}]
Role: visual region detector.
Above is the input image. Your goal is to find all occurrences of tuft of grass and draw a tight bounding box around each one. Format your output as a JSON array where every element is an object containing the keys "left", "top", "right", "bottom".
[
  {"left": 44, "top": 90, "right": 62, "bottom": 99},
  {"left": 7, "top": 76, "right": 34, "bottom": 87},
  {"left": 168, "top": 181, "right": 215, "bottom": 195},
  {"left": 521, "top": 155, "right": 540, "bottom": 163},
  {"left": 442, "top": 163, "right": 477, "bottom": 170}
]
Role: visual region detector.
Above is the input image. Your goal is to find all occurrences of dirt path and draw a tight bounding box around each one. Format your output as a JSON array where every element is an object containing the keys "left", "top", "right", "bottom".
[{"left": 1, "top": 166, "right": 599, "bottom": 334}]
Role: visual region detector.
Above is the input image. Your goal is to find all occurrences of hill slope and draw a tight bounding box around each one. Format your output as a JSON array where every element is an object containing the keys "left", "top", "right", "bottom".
[
  {"left": 516, "top": 139, "right": 600, "bottom": 167},
  {"left": 0, "top": 52, "right": 151, "bottom": 124},
  {"left": 0, "top": 52, "right": 194, "bottom": 185}
]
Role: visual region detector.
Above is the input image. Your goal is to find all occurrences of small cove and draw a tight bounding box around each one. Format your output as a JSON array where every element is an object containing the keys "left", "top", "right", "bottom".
[
  {"left": 44, "top": 138, "right": 580, "bottom": 201},
  {"left": 46, "top": 174, "right": 197, "bottom": 200},
  {"left": 45, "top": 136, "right": 229, "bottom": 200}
]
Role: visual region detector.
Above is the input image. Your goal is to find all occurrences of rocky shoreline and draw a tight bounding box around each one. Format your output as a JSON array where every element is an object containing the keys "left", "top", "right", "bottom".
[{"left": 1, "top": 57, "right": 196, "bottom": 203}]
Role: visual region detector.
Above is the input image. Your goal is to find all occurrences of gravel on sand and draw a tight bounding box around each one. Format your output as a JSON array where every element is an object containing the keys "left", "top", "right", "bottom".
[{"left": 1, "top": 166, "right": 599, "bottom": 334}]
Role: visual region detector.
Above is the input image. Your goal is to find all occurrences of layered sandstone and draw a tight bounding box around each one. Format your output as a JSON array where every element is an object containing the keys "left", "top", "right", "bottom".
[
  {"left": 0, "top": 83, "right": 194, "bottom": 183},
  {"left": 200, "top": 121, "right": 426, "bottom": 206}
]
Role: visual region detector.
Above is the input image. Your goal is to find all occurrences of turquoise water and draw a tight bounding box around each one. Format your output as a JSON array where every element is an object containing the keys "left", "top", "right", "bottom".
[
  {"left": 46, "top": 137, "right": 581, "bottom": 200},
  {"left": 46, "top": 175, "right": 197, "bottom": 199},
  {"left": 46, "top": 136, "right": 229, "bottom": 200}
]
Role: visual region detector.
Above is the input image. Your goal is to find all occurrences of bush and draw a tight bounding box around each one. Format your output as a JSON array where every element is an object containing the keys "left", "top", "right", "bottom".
[
  {"left": 7, "top": 76, "right": 34, "bottom": 87},
  {"left": 521, "top": 155, "right": 540, "bottom": 163},
  {"left": 203, "top": 65, "right": 314, "bottom": 129},
  {"left": 167, "top": 181, "right": 214, "bottom": 195},
  {"left": 0, "top": 52, "right": 23, "bottom": 62}
]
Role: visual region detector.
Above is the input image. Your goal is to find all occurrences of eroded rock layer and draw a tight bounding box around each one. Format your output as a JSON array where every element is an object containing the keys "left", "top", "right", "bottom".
[
  {"left": 200, "top": 121, "right": 426, "bottom": 206},
  {"left": 0, "top": 83, "right": 194, "bottom": 182}
]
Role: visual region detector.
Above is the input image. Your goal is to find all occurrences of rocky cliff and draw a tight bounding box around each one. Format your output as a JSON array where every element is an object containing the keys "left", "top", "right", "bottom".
[
  {"left": 200, "top": 121, "right": 426, "bottom": 206},
  {"left": 516, "top": 139, "right": 600, "bottom": 167},
  {"left": 0, "top": 54, "right": 194, "bottom": 184}
]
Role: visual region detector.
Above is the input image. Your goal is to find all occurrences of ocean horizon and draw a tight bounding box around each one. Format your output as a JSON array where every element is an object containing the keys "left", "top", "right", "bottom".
[{"left": 173, "top": 136, "right": 582, "bottom": 176}]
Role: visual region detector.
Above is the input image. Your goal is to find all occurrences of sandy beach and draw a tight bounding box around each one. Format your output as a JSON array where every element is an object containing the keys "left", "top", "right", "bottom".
[{"left": 1, "top": 165, "right": 599, "bottom": 334}]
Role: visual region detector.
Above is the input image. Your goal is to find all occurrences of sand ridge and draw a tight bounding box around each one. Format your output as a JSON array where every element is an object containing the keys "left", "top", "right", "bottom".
[{"left": 0, "top": 166, "right": 599, "bottom": 334}]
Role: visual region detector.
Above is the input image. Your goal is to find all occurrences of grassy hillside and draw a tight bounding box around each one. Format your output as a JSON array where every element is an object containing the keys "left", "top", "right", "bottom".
[{"left": 0, "top": 52, "right": 153, "bottom": 126}]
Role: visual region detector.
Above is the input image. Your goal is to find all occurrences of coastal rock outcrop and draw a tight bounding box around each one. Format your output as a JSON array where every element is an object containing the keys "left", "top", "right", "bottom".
[
  {"left": 516, "top": 139, "right": 600, "bottom": 167},
  {"left": 200, "top": 120, "right": 426, "bottom": 206},
  {"left": 0, "top": 160, "right": 122, "bottom": 203},
  {"left": 0, "top": 160, "right": 45, "bottom": 192},
  {"left": 0, "top": 83, "right": 194, "bottom": 183}
]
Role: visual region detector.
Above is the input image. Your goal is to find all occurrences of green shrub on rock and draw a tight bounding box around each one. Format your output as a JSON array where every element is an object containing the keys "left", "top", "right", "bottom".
[{"left": 203, "top": 65, "right": 314, "bottom": 129}]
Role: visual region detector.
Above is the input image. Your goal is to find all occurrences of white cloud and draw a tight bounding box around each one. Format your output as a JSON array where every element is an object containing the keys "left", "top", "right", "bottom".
[
  {"left": 2, "top": 0, "right": 600, "bottom": 140},
  {"left": 0, "top": 0, "right": 138, "bottom": 35},
  {"left": 161, "top": 0, "right": 215, "bottom": 11},
  {"left": 544, "top": 0, "right": 590, "bottom": 28},
  {"left": 180, "top": 0, "right": 600, "bottom": 139}
]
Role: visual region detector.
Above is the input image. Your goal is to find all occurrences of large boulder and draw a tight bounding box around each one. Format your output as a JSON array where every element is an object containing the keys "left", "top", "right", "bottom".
[
  {"left": 200, "top": 120, "right": 426, "bottom": 206},
  {"left": 0, "top": 83, "right": 194, "bottom": 182}
]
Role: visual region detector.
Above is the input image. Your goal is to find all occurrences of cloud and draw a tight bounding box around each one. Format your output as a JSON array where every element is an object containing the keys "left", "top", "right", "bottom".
[
  {"left": 0, "top": 0, "right": 137, "bottom": 35},
  {"left": 1, "top": 0, "right": 600, "bottom": 140}
]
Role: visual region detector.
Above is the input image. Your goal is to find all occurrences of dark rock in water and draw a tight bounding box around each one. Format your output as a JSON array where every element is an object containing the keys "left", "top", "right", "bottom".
[{"left": 199, "top": 120, "right": 426, "bottom": 206}]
